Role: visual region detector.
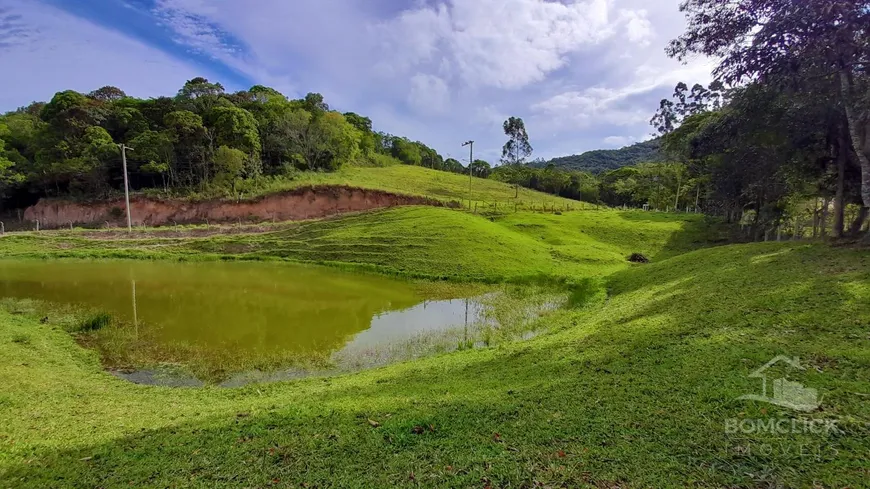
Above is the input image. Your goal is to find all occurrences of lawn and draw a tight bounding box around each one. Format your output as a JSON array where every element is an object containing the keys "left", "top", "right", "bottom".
[{"left": 1, "top": 241, "right": 868, "bottom": 487}]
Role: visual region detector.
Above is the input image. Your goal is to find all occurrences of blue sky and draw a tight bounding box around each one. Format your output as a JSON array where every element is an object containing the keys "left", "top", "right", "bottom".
[{"left": 0, "top": 0, "right": 714, "bottom": 162}]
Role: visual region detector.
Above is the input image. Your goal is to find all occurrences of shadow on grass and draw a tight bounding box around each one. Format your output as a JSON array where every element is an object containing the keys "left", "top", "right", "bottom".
[{"left": 622, "top": 212, "right": 734, "bottom": 261}]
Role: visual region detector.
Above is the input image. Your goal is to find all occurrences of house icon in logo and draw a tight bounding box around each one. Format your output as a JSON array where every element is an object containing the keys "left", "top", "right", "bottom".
[{"left": 737, "top": 356, "right": 821, "bottom": 412}]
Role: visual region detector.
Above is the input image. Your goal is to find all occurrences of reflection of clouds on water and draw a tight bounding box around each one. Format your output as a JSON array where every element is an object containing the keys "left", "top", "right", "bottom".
[
  {"left": 0, "top": 259, "right": 564, "bottom": 386},
  {"left": 346, "top": 298, "right": 487, "bottom": 349}
]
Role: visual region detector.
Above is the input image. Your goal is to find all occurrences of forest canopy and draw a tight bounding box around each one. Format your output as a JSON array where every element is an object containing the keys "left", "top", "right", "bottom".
[
  {"left": 0, "top": 79, "right": 465, "bottom": 208},
  {"left": 537, "top": 139, "right": 664, "bottom": 174}
]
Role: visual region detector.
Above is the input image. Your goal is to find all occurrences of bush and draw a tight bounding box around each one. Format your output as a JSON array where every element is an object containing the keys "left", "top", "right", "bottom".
[
  {"left": 628, "top": 253, "right": 650, "bottom": 263},
  {"left": 77, "top": 312, "right": 112, "bottom": 332}
]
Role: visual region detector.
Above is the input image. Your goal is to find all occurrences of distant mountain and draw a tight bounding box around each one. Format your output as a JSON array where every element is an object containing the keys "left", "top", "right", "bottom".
[{"left": 537, "top": 139, "right": 665, "bottom": 174}]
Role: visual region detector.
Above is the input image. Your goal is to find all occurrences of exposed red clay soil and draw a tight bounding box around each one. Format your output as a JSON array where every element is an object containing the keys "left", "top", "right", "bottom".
[{"left": 24, "top": 186, "right": 448, "bottom": 229}]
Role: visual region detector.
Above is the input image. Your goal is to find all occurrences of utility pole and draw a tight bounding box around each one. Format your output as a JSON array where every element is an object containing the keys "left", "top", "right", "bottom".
[
  {"left": 118, "top": 144, "right": 134, "bottom": 232},
  {"left": 462, "top": 140, "right": 474, "bottom": 202}
]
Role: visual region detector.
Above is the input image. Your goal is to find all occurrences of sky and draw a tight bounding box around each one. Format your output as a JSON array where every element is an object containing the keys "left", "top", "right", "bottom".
[{"left": 0, "top": 0, "right": 715, "bottom": 162}]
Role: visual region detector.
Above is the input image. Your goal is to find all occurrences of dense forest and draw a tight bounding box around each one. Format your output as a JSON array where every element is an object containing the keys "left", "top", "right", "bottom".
[
  {"left": 537, "top": 140, "right": 664, "bottom": 174},
  {"left": 0, "top": 79, "right": 466, "bottom": 209}
]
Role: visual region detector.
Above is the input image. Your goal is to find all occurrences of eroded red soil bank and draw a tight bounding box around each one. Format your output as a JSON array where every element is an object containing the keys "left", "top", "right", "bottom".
[{"left": 23, "top": 186, "right": 445, "bottom": 229}]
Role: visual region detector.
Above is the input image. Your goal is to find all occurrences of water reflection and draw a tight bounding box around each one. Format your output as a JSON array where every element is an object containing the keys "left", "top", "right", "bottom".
[{"left": 0, "top": 260, "right": 487, "bottom": 381}]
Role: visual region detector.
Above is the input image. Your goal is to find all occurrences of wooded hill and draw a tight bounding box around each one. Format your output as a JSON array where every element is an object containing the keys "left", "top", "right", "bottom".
[
  {"left": 0, "top": 79, "right": 465, "bottom": 210},
  {"left": 536, "top": 139, "right": 664, "bottom": 174}
]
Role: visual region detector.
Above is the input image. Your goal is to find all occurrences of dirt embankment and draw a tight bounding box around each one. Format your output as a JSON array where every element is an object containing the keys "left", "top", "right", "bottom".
[{"left": 23, "top": 186, "right": 447, "bottom": 229}]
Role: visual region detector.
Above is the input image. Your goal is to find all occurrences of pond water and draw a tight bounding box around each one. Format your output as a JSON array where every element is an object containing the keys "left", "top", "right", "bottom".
[{"left": 0, "top": 260, "right": 504, "bottom": 384}]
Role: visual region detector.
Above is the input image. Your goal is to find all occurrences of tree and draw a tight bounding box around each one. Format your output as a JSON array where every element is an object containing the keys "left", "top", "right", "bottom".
[
  {"left": 343, "top": 112, "right": 373, "bottom": 133},
  {"left": 88, "top": 86, "right": 127, "bottom": 102},
  {"left": 391, "top": 138, "right": 422, "bottom": 166},
  {"left": 668, "top": 0, "right": 870, "bottom": 227},
  {"left": 130, "top": 130, "right": 174, "bottom": 189},
  {"left": 211, "top": 106, "right": 261, "bottom": 156},
  {"left": 501, "top": 117, "right": 532, "bottom": 165},
  {"left": 41, "top": 90, "right": 105, "bottom": 136},
  {"left": 164, "top": 110, "right": 208, "bottom": 185},
  {"left": 284, "top": 110, "right": 361, "bottom": 171},
  {"left": 442, "top": 158, "right": 465, "bottom": 174},
  {"left": 213, "top": 146, "right": 246, "bottom": 192},
  {"left": 0, "top": 133, "right": 25, "bottom": 199},
  {"left": 302, "top": 93, "right": 329, "bottom": 117},
  {"left": 651, "top": 82, "right": 727, "bottom": 135},
  {"left": 469, "top": 159, "right": 491, "bottom": 178},
  {"left": 417, "top": 143, "right": 443, "bottom": 169},
  {"left": 176, "top": 77, "right": 226, "bottom": 115}
]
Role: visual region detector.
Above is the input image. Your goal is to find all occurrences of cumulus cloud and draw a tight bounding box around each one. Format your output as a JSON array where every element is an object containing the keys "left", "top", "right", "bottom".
[
  {"left": 618, "top": 9, "right": 654, "bottom": 46},
  {"left": 531, "top": 59, "right": 716, "bottom": 132},
  {"left": 408, "top": 74, "right": 451, "bottom": 114},
  {"left": 532, "top": 87, "right": 650, "bottom": 128},
  {"left": 1, "top": 0, "right": 715, "bottom": 162},
  {"left": 376, "top": 0, "right": 633, "bottom": 89}
]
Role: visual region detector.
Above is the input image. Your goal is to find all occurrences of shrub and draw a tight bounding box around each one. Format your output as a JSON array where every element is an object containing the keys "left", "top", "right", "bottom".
[
  {"left": 77, "top": 312, "right": 112, "bottom": 332},
  {"left": 628, "top": 253, "right": 650, "bottom": 263}
]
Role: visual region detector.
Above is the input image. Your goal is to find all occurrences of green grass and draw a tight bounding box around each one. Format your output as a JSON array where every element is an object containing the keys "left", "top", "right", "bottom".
[
  {"left": 0, "top": 207, "right": 718, "bottom": 282},
  {"left": 1, "top": 242, "right": 869, "bottom": 487},
  {"left": 246, "top": 164, "right": 589, "bottom": 208}
]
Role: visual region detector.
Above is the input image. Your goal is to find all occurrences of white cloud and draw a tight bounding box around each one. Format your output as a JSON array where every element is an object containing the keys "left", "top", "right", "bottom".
[
  {"left": 531, "top": 57, "right": 716, "bottom": 130},
  {"left": 408, "top": 74, "right": 450, "bottom": 114},
  {"left": 376, "top": 0, "right": 630, "bottom": 89},
  {"left": 603, "top": 135, "right": 635, "bottom": 146},
  {"left": 0, "top": 1, "right": 210, "bottom": 111},
  {"left": 618, "top": 9, "right": 654, "bottom": 46},
  {"left": 1, "top": 0, "right": 716, "bottom": 161},
  {"left": 532, "top": 87, "right": 650, "bottom": 128},
  {"left": 153, "top": 0, "right": 233, "bottom": 56}
]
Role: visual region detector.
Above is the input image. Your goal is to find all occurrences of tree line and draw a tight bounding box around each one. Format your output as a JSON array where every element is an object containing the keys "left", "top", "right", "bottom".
[{"left": 0, "top": 79, "right": 471, "bottom": 208}]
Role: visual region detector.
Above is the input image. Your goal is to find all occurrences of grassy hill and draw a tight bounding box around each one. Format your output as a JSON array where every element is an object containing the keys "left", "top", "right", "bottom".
[
  {"left": 1, "top": 240, "right": 868, "bottom": 487},
  {"left": 538, "top": 139, "right": 664, "bottom": 174},
  {"left": 0, "top": 208, "right": 714, "bottom": 281},
  {"left": 240, "top": 164, "right": 587, "bottom": 208}
]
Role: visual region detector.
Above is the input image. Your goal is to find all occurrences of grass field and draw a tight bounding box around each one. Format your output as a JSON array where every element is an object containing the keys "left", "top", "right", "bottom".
[
  {"left": 1, "top": 240, "right": 869, "bottom": 487},
  {"left": 0, "top": 207, "right": 717, "bottom": 282},
  {"left": 1, "top": 169, "right": 867, "bottom": 487},
  {"left": 231, "top": 164, "right": 590, "bottom": 208}
]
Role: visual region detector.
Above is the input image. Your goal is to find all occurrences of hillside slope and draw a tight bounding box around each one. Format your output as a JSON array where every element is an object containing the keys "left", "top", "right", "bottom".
[
  {"left": 0, "top": 208, "right": 711, "bottom": 281},
  {"left": 1, "top": 242, "right": 868, "bottom": 487},
  {"left": 247, "top": 164, "right": 588, "bottom": 207},
  {"left": 539, "top": 139, "right": 664, "bottom": 173}
]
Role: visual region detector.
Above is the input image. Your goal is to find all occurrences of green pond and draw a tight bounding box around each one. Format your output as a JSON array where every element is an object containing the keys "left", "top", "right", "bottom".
[{"left": 0, "top": 260, "right": 539, "bottom": 386}]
